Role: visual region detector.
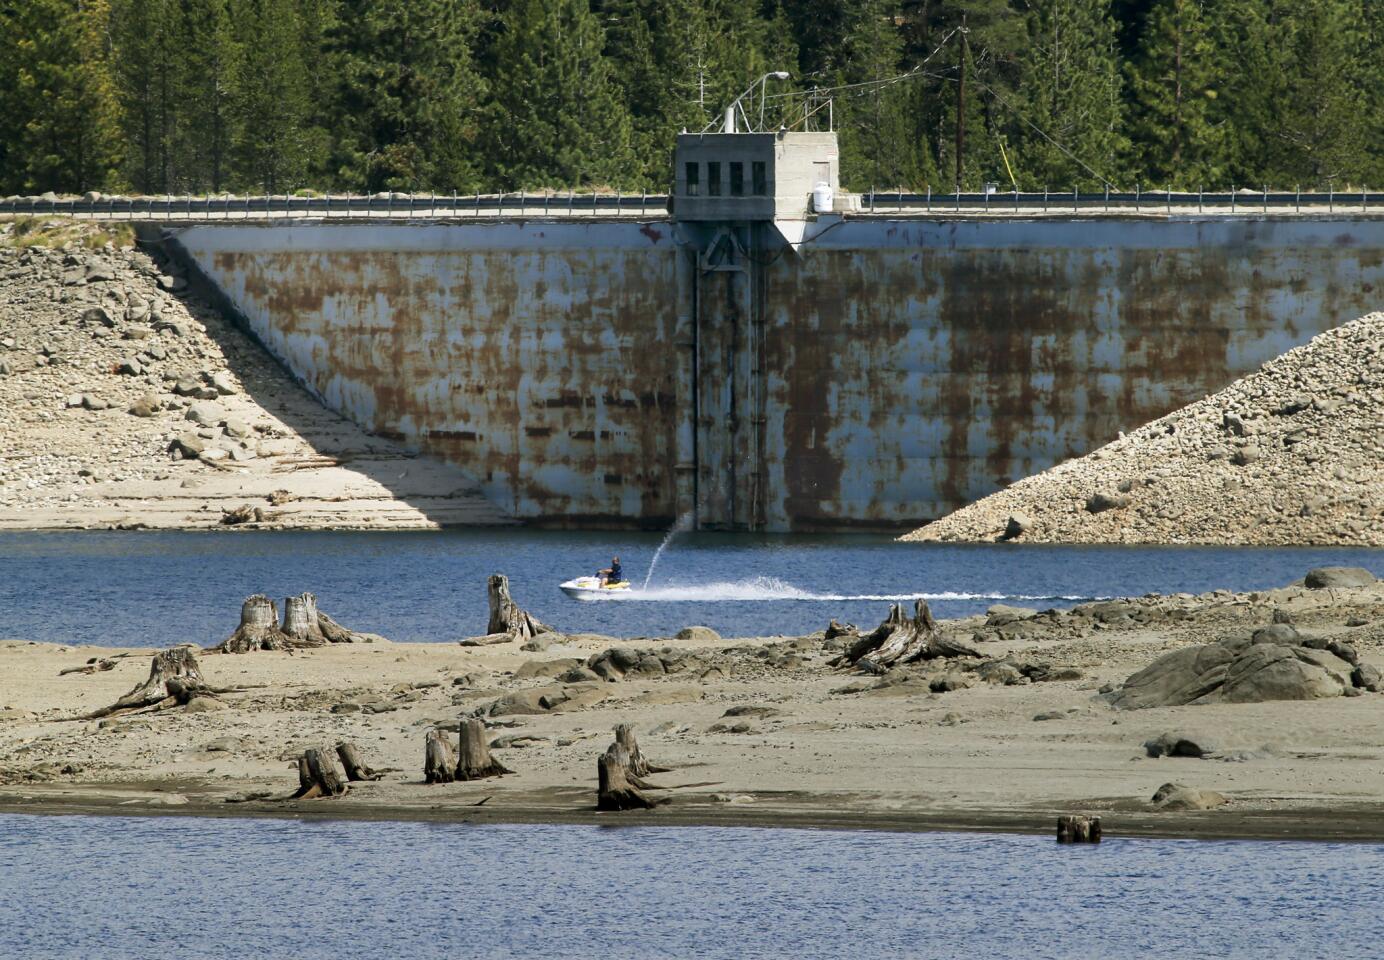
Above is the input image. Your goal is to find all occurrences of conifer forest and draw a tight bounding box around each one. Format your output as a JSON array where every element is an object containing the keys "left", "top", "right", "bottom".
[{"left": 0, "top": 0, "right": 1379, "bottom": 196}]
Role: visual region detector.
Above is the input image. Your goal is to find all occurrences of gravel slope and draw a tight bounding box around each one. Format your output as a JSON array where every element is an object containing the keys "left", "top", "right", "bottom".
[
  {"left": 905, "top": 311, "right": 1384, "bottom": 545},
  {"left": 0, "top": 218, "right": 508, "bottom": 529}
]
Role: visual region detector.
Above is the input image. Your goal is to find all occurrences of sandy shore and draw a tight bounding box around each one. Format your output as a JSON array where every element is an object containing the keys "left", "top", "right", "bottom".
[{"left": 4, "top": 577, "right": 1384, "bottom": 841}]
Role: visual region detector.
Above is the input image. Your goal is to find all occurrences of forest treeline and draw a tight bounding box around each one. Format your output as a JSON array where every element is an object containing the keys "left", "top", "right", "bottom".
[{"left": 0, "top": 0, "right": 1381, "bottom": 196}]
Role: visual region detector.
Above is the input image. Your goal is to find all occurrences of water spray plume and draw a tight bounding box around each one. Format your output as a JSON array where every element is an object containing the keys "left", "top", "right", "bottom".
[{"left": 642, "top": 511, "right": 696, "bottom": 590}]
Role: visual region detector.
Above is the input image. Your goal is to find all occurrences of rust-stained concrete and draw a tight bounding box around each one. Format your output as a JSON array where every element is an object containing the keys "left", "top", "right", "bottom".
[{"left": 174, "top": 216, "right": 1384, "bottom": 530}]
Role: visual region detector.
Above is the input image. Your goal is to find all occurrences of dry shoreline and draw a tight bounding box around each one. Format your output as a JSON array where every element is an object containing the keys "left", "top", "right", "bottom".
[
  {"left": 8, "top": 783, "right": 1384, "bottom": 844},
  {"left": 5, "top": 573, "right": 1384, "bottom": 844}
]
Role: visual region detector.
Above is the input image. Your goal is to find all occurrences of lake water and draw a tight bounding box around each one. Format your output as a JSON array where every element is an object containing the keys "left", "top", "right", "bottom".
[
  {"left": 0, "top": 814, "right": 1379, "bottom": 959},
  {"left": 1, "top": 531, "right": 1382, "bottom": 647}
]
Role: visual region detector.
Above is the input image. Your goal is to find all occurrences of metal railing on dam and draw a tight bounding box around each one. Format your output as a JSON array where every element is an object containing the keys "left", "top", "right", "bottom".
[{"left": 8, "top": 190, "right": 1384, "bottom": 222}]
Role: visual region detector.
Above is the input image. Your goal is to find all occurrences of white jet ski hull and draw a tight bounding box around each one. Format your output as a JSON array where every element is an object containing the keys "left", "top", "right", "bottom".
[{"left": 560, "top": 577, "right": 633, "bottom": 601}]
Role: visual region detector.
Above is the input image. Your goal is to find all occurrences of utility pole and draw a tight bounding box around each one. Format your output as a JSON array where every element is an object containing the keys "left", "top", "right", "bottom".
[{"left": 955, "top": 27, "right": 966, "bottom": 190}]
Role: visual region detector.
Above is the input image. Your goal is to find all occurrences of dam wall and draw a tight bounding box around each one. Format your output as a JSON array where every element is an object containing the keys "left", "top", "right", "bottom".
[{"left": 171, "top": 215, "right": 1384, "bottom": 530}]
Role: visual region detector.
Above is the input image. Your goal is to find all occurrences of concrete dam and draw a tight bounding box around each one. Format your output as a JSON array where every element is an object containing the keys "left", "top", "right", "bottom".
[
  {"left": 167, "top": 212, "right": 1384, "bottom": 531},
  {"left": 146, "top": 125, "right": 1384, "bottom": 531}
]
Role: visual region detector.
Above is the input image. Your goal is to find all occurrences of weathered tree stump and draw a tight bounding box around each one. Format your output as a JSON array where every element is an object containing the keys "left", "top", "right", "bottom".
[
  {"left": 292, "top": 746, "right": 349, "bottom": 799},
  {"left": 455, "top": 718, "right": 512, "bottom": 780},
  {"left": 217, "top": 594, "right": 375, "bottom": 652},
  {"left": 614, "top": 723, "right": 669, "bottom": 779},
  {"left": 1056, "top": 815, "right": 1102, "bottom": 844},
  {"left": 424, "top": 729, "right": 457, "bottom": 784},
  {"left": 834, "top": 601, "right": 980, "bottom": 669},
  {"left": 471, "top": 574, "right": 555, "bottom": 646},
  {"left": 218, "top": 595, "right": 290, "bottom": 653},
  {"left": 336, "top": 741, "right": 382, "bottom": 782},
  {"left": 82, "top": 646, "right": 218, "bottom": 719},
  {"left": 597, "top": 743, "right": 657, "bottom": 811},
  {"left": 282, "top": 593, "right": 328, "bottom": 646}
]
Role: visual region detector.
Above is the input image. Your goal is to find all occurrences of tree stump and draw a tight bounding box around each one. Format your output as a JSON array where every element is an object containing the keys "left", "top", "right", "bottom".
[
  {"left": 1056, "top": 815, "right": 1102, "bottom": 844},
  {"left": 282, "top": 593, "right": 327, "bottom": 646},
  {"left": 292, "top": 746, "right": 349, "bottom": 799},
  {"left": 485, "top": 574, "right": 554, "bottom": 644},
  {"left": 336, "top": 741, "right": 382, "bottom": 782},
  {"left": 83, "top": 646, "right": 217, "bottom": 719},
  {"left": 834, "top": 600, "right": 980, "bottom": 669},
  {"left": 614, "top": 723, "right": 669, "bottom": 779},
  {"left": 218, "top": 595, "right": 290, "bottom": 653},
  {"left": 424, "top": 729, "right": 457, "bottom": 784},
  {"left": 597, "top": 743, "right": 656, "bottom": 811},
  {"left": 455, "top": 718, "right": 512, "bottom": 781}
]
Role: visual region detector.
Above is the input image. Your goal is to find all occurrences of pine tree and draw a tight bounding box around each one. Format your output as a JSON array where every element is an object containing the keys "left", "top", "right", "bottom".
[
  {"left": 484, "top": 0, "right": 638, "bottom": 189},
  {"left": 177, "top": 0, "right": 241, "bottom": 191},
  {"left": 228, "top": 0, "right": 318, "bottom": 191},
  {"left": 329, "top": 0, "right": 487, "bottom": 192},
  {"left": 1125, "top": 0, "right": 1221, "bottom": 188},
  {"left": 110, "top": 0, "right": 183, "bottom": 192},
  {"left": 0, "top": 0, "right": 122, "bottom": 193},
  {"left": 1015, "top": 0, "right": 1126, "bottom": 190},
  {"left": 1274, "top": 0, "right": 1366, "bottom": 187}
]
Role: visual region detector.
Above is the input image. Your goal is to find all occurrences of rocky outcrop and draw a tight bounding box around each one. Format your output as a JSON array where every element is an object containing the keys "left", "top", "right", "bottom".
[
  {"left": 1109, "top": 629, "right": 1368, "bottom": 709},
  {"left": 905, "top": 312, "right": 1384, "bottom": 545}
]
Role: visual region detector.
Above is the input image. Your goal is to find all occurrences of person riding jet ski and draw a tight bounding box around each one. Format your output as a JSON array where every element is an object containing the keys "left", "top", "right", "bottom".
[{"left": 598, "top": 556, "right": 623, "bottom": 586}]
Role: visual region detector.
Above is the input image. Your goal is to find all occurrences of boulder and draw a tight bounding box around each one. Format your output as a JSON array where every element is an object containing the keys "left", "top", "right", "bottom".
[
  {"left": 1351, "top": 664, "right": 1383, "bottom": 692},
  {"left": 1086, "top": 491, "right": 1130, "bottom": 514},
  {"left": 985, "top": 604, "right": 1037, "bottom": 626},
  {"left": 210, "top": 371, "right": 237, "bottom": 396},
  {"left": 1002, "top": 512, "right": 1032, "bottom": 540},
  {"left": 185, "top": 401, "right": 221, "bottom": 426},
  {"left": 1143, "top": 732, "right": 1220, "bottom": 758},
  {"left": 1250, "top": 623, "right": 1299, "bottom": 645},
  {"left": 512, "top": 658, "right": 583, "bottom": 681},
  {"left": 676, "top": 625, "right": 721, "bottom": 644},
  {"left": 1110, "top": 636, "right": 1354, "bottom": 709},
  {"left": 1150, "top": 782, "right": 1228, "bottom": 811},
  {"left": 1304, "top": 567, "right": 1376, "bottom": 589}
]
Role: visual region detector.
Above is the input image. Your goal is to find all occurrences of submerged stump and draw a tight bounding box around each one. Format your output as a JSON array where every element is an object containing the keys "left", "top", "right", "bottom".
[
  {"left": 455, "top": 718, "right": 512, "bottom": 781},
  {"left": 83, "top": 646, "right": 218, "bottom": 719},
  {"left": 217, "top": 593, "right": 377, "bottom": 653},
  {"left": 1056, "top": 815, "right": 1102, "bottom": 844},
  {"left": 614, "top": 723, "right": 669, "bottom": 780},
  {"left": 424, "top": 729, "right": 457, "bottom": 785},
  {"left": 218, "top": 595, "right": 289, "bottom": 653},
  {"left": 835, "top": 600, "right": 980, "bottom": 669},
  {"left": 293, "top": 746, "right": 349, "bottom": 799},
  {"left": 475, "top": 574, "right": 555, "bottom": 646},
  {"left": 336, "top": 741, "right": 382, "bottom": 782},
  {"left": 597, "top": 743, "right": 657, "bottom": 811}
]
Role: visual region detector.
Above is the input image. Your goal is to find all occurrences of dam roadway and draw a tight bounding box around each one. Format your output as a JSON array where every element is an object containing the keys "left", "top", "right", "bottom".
[{"left": 105, "top": 199, "right": 1384, "bottom": 531}]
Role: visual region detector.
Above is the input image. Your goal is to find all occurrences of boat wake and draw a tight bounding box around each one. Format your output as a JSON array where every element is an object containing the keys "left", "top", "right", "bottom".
[{"left": 611, "top": 576, "right": 1102, "bottom": 604}]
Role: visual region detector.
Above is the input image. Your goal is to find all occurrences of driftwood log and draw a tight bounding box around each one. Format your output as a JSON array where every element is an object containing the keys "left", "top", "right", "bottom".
[
  {"left": 614, "top": 723, "right": 669, "bottom": 779},
  {"left": 82, "top": 647, "right": 220, "bottom": 719},
  {"left": 217, "top": 593, "right": 377, "bottom": 653},
  {"left": 336, "top": 741, "right": 383, "bottom": 782},
  {"left": 59, "top": 658, "right": 116, "bottom": 676},
  {"left": 1057, "top": 815, "right": 1102, "bottom": 844},
  {"left": 293, "top": 746, "right": 349, "bottom": 799},
  {"left": 597, "top": 743, "right": 657, "bottom": 811},
  {"left": 424, "top": 729, "right": 457, "bottom": 784},
  {"left": 456, "top": 718, "right": 512, "bottom": 780},
  {"left": 834, "top": 600, "right": 980, "bottom": 669},
  {"left": 461, "top": 574, "right": 557, "bottom": 646}
]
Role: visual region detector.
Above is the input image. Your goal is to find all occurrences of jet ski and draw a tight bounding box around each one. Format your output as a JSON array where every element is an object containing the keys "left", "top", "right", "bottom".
[{"left": 560, "top": 576, "right": 633, "bottom": 601}]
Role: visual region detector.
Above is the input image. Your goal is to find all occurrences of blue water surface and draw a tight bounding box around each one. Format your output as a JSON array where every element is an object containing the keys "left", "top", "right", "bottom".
[
  {"left": 1, "top": 530, "right": 1382, "bottom": 646},
  {"left": 0, "top": 815, "right": 1379, "bottom": 960}
]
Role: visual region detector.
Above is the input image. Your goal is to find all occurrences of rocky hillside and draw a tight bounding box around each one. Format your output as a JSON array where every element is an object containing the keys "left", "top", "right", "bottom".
[
  {"left": 906, "top": 312, "right": 1384, "bottom": 546},
  {"left": 0, "top": 217, "right": 508, "bottom": 530}
]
